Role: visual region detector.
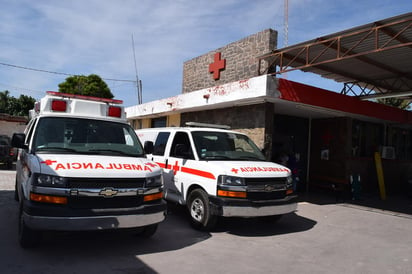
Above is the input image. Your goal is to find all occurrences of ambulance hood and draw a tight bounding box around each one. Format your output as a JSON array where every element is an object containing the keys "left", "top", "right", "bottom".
[
  {"left": 210, "top": 160, "right": 291, "bottom": 178},
  {"left": 36, "top": 154, "right": 161, "bottom": 178}
]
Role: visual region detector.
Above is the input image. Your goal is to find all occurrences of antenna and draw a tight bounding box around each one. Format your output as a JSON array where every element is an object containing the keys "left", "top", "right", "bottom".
[
  {"left": 283, "top": 0, "right": 289, "bottom": 78},
  {"left": 284, "top": 0, "right": 289, "bottom": 48},
  {"left": 132, "top": 34, "right": 142, "bottom": 104}
]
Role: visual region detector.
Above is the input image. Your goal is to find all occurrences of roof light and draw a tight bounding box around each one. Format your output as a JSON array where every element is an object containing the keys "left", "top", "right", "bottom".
[
  {"left": 108, "top": 106, "right": 122, "bottom": 118},
  {"left": 51, "top": 100, "right": 67, "bottom": 112},
  {"left": 46, "top": 91, "right": 123, "bottom": 104}
]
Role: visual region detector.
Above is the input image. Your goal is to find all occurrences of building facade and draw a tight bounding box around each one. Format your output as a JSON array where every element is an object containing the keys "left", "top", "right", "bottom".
[{"left": 126, "top": 29, "right": 412, "bottom": 196}]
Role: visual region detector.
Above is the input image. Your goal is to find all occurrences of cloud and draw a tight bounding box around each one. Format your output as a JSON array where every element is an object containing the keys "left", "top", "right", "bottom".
[{"left": 0, "top": 0, "right": 411, "bottom": 106}]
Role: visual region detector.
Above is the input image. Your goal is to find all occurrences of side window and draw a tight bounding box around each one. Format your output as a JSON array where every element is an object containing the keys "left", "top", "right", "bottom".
[
  {"left": 170, "top": 132, "right": 194, "bottom": 159},
  {"left": 25, "top": 118, "right": 37, "bottom": 146},
  {"left": 153, "top": 132, "right": 170, "bottom": 156}
]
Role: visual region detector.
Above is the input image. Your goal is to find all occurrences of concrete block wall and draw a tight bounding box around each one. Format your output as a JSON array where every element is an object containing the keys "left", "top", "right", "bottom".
[
  {"left": 182, "top": 29, "right": 277, "bottom": 93},
  {"left": 181, "top": 103, "right": 273, "bottom": 151},
  {"left": 0, "top": 120, "right": 27, "bottom": 137}
]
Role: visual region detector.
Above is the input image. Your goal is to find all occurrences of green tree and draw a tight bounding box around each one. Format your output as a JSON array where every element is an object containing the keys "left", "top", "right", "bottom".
[
  {"left": 0, "top": 90, "right": 35, "bottom": 117},
  {"left": 58, "top": 74, "right": 113, "bottom": 98},
  {"left": 0, "top": 90, "right": 10, "bottom": 113},
  {"left": 377, "top": 98, "right": 410, "bottom": 110}
]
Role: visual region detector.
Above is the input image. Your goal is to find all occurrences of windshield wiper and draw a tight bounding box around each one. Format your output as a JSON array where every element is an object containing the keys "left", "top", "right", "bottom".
[
  {"left": 36, "top": 147, "right": 78, "bottom": 153},
  {"left": 88, "top": 149, "right": 140, "bottom": 157},
  {"left": 202, "top": 155, "right": 232, "bottom": 160},
  {"left": 238, "top": 156, "right": 265, "bottom": 161}
]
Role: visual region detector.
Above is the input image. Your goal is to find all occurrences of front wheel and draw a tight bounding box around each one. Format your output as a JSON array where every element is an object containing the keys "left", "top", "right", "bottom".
[
  {"left": 18, "top": 207, "right": 40, "bottom": 248},
  {"left": 187, "top": 189, "right": 217, "bottom": 231}
]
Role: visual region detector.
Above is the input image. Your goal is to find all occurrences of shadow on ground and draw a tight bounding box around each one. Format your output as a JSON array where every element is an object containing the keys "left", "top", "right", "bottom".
[{"left": 298, "top": 190, "right": 412, "bottom": 217}]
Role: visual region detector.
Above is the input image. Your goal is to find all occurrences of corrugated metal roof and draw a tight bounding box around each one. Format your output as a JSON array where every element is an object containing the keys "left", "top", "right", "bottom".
[{"left": 259, "top": 12, "right": 412, "bottom": 99}]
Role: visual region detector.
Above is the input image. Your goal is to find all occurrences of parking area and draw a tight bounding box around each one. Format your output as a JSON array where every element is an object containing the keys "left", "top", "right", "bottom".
[{"left": 1, "top": 168, "right": 412, "bottom": 274}]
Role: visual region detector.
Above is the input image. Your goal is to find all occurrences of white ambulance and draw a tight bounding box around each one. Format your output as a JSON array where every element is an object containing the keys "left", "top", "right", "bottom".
[
  {"left": 12, "top": 92, "right": 166, "bottom": 248},
  {"left": 136, "top": 123, "right": 297, "bottom": 230}
]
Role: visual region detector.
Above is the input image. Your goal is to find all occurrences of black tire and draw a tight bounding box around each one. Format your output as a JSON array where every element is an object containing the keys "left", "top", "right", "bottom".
[
  {"left": 14, "top": 179, "right": 19, "bottom": 202},
  {"left": 187, "top": 189, "right": 217, "bottom": 230},
  {"left": 139, "top": 224, "right": 158, "bottom": 238},
  {"left": 18, "top": 207, "right": 40, "bottom": 248},
  {"left": 6, "top": 160, "right": 13, "bottom": 170}
]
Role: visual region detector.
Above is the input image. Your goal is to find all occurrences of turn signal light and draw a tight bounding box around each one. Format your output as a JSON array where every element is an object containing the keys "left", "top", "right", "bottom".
[
  {"left": 30, "top": 193, "right": 68, "bottom": 204},
  {"left": 286, "top": 189, "right": 294, "bottom": 195},
  {"left": 144, "top": 192, "right": 163, "bottom": 202},
  {"left": 217, "top": 190, "right": 247, "bottom": 198}
]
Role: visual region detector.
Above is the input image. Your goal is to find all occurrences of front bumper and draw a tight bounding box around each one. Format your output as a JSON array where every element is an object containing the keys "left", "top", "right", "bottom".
[
  {"left": 209, "top": 195, "right": 298, "bottom": 217},
  {"left": 22, "top": 200, "right": 167, "bottom": 231}
]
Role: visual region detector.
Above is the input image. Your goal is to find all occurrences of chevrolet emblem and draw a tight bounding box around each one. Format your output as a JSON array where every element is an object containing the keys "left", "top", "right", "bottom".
[
  {"left": 264, "top": 184, "right": 275, "bottom": 192},
  {"left": 99, "top": 187, "right": 118, "bottom": 197}
]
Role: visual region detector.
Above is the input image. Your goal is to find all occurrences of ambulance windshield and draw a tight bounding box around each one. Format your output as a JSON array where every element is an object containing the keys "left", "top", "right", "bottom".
[
  {"left": 192, "top": 131, "right": 266, "bottom": 161},
  {"left": 33, "top": 117, "right": 144, "bottom": 157}
]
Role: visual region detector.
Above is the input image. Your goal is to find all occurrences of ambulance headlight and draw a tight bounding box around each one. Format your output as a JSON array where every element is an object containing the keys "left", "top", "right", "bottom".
[
  {"left": 35, "top": 174, "right": 68, "bottom": 188},
  {"left": 286, "top": 175, "right": 293, "bottom": 189},
  {"left": 218, "top": 175, "right": 245, "bottom": 186},
  {"left": 145, "top": 175, "right": 162, "bottom": 187}
]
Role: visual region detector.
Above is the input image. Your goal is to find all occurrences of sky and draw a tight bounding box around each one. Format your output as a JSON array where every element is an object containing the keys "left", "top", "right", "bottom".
[{"left": 0, "top": 0, "right": 411, "bottom": 107}]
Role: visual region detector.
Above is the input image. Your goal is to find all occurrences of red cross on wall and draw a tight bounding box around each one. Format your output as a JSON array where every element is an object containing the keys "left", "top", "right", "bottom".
[{"left": 209, "top": 52, "right": 226, "bottom": 80}]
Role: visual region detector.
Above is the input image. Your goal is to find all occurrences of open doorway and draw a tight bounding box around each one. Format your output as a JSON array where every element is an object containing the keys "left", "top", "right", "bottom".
[{"left": 272, "top": 114, "right": 309, "bottom": 192}]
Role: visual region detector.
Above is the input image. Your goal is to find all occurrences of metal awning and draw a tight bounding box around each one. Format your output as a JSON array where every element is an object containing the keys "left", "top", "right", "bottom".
[{"left": 258, "top": 12, "right": 412, "bottom": 100}]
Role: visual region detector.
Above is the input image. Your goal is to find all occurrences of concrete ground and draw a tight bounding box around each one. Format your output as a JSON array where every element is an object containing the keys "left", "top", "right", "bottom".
[{"left": 1, "top": 166, "right": 412, "bottom": 274}]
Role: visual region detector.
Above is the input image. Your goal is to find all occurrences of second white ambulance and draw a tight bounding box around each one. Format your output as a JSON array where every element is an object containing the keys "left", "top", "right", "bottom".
[
  {"left": 12, "top": 92, "right": 166, "bottom": 248},
  {"left": 137, "top": 123, "right": 297, "bottom": 230}
]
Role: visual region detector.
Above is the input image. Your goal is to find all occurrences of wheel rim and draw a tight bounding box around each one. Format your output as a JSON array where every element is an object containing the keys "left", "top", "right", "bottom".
[{"left": 190, "top": 197, "right": 204, "bottom": 222}]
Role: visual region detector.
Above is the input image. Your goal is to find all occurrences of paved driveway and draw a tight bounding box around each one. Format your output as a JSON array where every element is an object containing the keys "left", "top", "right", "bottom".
[{"left": 1, "top": 169, "right": 412, "bottom": 274}]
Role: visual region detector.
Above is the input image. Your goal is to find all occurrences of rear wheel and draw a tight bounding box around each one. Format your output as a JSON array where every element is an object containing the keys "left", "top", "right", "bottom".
[{"left": 187, "top": 189, "right": 217, "bottom": 230}]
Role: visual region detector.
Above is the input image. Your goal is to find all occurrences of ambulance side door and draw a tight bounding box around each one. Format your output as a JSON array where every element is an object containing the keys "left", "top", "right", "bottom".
[{"left": 164, "top": 131, "right": 196, "bottom": 204}]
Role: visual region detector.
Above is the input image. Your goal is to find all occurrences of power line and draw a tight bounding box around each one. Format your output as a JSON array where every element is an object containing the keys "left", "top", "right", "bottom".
[{"left": 0, "top": 61, "right": 136, "bottom": 83}]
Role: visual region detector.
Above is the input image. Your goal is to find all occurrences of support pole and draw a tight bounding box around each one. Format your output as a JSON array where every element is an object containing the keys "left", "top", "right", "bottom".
[{"left": 374, "top": 152, "right": 387, "bottom": 200}]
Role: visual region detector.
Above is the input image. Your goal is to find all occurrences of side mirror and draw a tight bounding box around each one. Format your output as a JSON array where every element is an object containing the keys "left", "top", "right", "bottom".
[
  {"left": 144, "top": 141, "right": 154, "bottom": 154},
  {"left": 11, "top": 133, "right": 27, "bottom": 149}
]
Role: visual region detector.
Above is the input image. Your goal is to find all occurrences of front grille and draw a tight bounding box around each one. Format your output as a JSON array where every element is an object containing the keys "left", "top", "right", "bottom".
[
  {"left": 68, "top": 177, "right": 145, "bottom": 188},
  {"left": 67, "top": 177, "right": 145, "bottom": 209},
  {"left": 247, "top": 191, "right": 287, "bottom": 200},
  {"left": 245, "top": 177, "right": 288, "bottom": 201},
  {"left": 68, "top": 196, "right": 144, "bottom": 209},
  {"left": 245, "top": 177, "right": 287, "bottom": 186}
]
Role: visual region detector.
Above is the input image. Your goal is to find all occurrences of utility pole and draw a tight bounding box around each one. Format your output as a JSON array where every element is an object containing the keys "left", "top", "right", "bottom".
[{"left": 132, "top": 34, "right": 142, "bottom": 104}]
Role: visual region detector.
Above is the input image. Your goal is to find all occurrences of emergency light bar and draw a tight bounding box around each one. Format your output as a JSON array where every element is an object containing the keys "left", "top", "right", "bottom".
[
  {"left": 46, "top": 91, "right": 123, "bottom": 104},
  {"left": 29, "top": 91, "right": 126, "bottom": 119}
]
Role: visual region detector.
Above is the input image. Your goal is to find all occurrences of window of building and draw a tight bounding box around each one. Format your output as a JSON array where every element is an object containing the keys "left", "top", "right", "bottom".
[
  {"left": 151, "top": 117, "right": 167, "bottom": 128},
  {"left": 387, "top": 127, "right": 412, "bottom": 160},
  {"left": 352, "top": 120, "right": 383, "bottom": 157}
]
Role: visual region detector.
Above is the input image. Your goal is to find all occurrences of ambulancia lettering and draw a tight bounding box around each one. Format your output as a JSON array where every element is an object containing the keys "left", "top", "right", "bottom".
[
  {"left": 41, "top": 160, "right": 153, "bottom": 171},
  {"left": 239, "top": 167, "right": 289, "bottom": 172}
]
